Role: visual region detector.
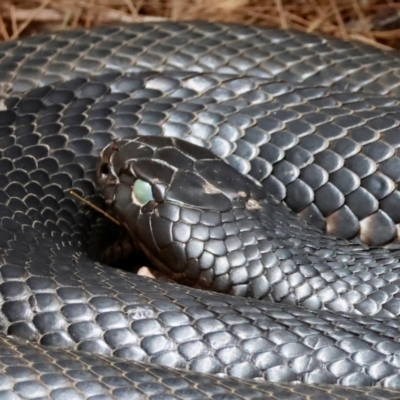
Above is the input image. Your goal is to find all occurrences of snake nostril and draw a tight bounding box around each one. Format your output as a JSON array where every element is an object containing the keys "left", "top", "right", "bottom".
[{"left": 100, "top": 163, "right": 110, "bottom": 179}]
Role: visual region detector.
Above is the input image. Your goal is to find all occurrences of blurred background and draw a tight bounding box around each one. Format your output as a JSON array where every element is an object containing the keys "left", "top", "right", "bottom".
[{"left": 0, "top": 0, "right": 400, "bottom": 50}]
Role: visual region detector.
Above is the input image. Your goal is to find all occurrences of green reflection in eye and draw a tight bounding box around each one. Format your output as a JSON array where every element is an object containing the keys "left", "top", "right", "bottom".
[{"left": 133, "top": 179, "right": 154, "bottom": 205}]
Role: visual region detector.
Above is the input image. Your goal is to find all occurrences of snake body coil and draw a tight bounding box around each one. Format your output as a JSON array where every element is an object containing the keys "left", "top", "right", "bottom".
[{"left": 2, "top": 21, "right": 400, "bottom": 399}]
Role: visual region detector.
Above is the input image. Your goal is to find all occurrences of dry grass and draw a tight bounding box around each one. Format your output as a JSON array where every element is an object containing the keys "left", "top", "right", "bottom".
[{"left": 0, "top": 0, "right": 400, "bottom": 50}]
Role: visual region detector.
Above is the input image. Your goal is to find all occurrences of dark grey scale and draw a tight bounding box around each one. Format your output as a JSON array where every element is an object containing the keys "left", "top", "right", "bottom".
[
  {"left": 50, "top": 172, "right": 73, "bottom": 191},
  {"left": 233, "top": 139, "right": 258, "bottom": 161},
  {"left": 345, "top": 154, "right": 377, "bottom": 179},
  {"left": 61, "top": 126, "right": 91, "bottom": 142},
  {"left": 329, "top": 168, "right": 360, "bottom": 196},
  {"left": 226, "top": 154, "right": 250, "bottom": 176},
  {"left": 224, "top": 234, "right": 242, "bottom": 253},
  {"left": 366, "top": 114, "right": 399, "bottom": 132},
  {"left": 284, "top": 145, "right": 313, "bottom": 169},
  {"left": 379, "top": 157, "right": 400, "bottom": 183},
  {"left": 258, "top": 142, "right": 285, "bottom": 166},
  {"left": 301, "top": 109, "right": 331, "bottom": 125},
  {"left": 270, "top": 130, "right": 299, "bottom": 151},
  {"left": 349, "top": 125, "right": 380, "bottom": 145},
  {"left": 359, "top": 211, "right": 397, "bottom": 245},
  {"left": 25, "top": 182, "right": 45, "bottom": 199},
  {"left": 29, "top": 169, "right": 51, "bottom": 188},
  {"left": 42, "top": 195, "right": 62, "bottom": 213},
  {"left": 198, "top": 251, "right": 214, "bottom": 271},
  {"left": 299, "top": 164, "right": 328, "bottom": 191},
  {"left": 380, "top": 192, "right": 400, "bottom": 224},
  {"left": 286, "top": 120, "right": 315, "bottom": 140},
  {"left": 284, "top": 179, "right": 315, "bottom": 213},
  {"left": 7, "top": 198, "right": 28, "bottom": 214},
  {"left": 315, "top": 124, "right": 347, "bottom": 143},
  {"left": 325, "top": 206, "right": 360, "bottom": 239},
  {"left": 3, "top": 145, "right": 22, "bottom": 159},
  {"left": 76, "top": 80, "right": 111, "bottom": 101},
  {"left": 42, "top": 184, "right": 65, "bottom": 202},
  {"left": 362, "top": 140, "right": 395, "bottom": 165},
  {"left": 200, "top": 211, "right": 223, "bottom": 228},
  {"left": 158, "top": 203, "right": 181, "bottom": 223},
  {"left": 139, "top": 110, "right": 168, "bottom": 127},
  {"left": 50, "top": 149, "right": 75, "bottom": 166},
  {"left": 238, "top": 230, "right": 258, "bottom": 247},
  {"left": 85, "top": 117, "right": 113, "bottom": 132},
  {"left": 327, "top": 137, "right": 360, "bottom": 159},
  {"left": 112, "top": 100, "right": 143, "bottom": 115},
  {"left": 83, "top": 104, "right": 112, "bottom": 120},
  {"left": 110, "top": 111, "right": 139, "bottom": 130},
  {"left": 0, "top": 173, "right": 9, "bottom": 189},
  {"left": 0, "top": 136, "right": 15, "bottom": 153},
  {"left": 346, "top": 187, "right": 379, "bottom": 220},
  {"left": 16, "top": 133, "right": 40, "bottom": 151},
  {"left": 163, "top": 122, "right": 192, "bottom": 139},
  {"left": 135, "top": 122, "right": 164, "bottom": 136},
  {"left": 314, "top": 149, "right": 344, "bottom": 174},
  {"left": 197, "top": 111, "right": 227, "bottom": 128},
  {"left": 361, "top": 172, "right": 395, "bottom": 200},
  {"left": 256, "top": 115, "right": 285, "bottom": 136},
  {"left": 88, "top": 132, "right": 116, "bottom": 154},
  {"left": 313, "top": 104, "right": 352, "bottom": 119},
  {"left": 40, "top": 133, "right": 68, "bottom": 150},
  {"left": 382, "top": 127, "right": 400, "bottom": 149},
  {"left": 261, "top": 175, "right": 287, "bottom": 201},
  {"left": 172, "top": 222, "right": 192, "bottom": 244},
  {"left": 13, "top": 119, "right": 35, "bottom": 135},
  {"left": 249, "top": 157, "right": 272, "bottom": 182},
  {"left": 67, "top": 139, "right": 94, "bottom": 157},
  {"left": 313, "top": 183, "right": 345, "bottom": 217},
  {"left": 242, "top": 127, "right": 269, "bottom": 151},
  {"left": 298, "top": 204, "right": 326, "bottom": 231},
  {"left": 4, "top": 182, "right": 27, "bottom": 199},
  {"left": 168, "top": 109, "right": 198, "bottom": 125},
  {"left": 7, "top": 169, "right": 30, "bottom": 185},
  {"left": 209, "top": 226, "right": 226, "bottom": 241}
]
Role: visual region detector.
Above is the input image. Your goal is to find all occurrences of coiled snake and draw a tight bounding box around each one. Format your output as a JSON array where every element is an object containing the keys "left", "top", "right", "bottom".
[{"left": 2, "top": 21, "right": 400, "bottom": 399}]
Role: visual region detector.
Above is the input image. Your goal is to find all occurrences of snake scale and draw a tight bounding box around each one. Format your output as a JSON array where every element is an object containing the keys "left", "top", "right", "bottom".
[{"left": 3, "top": 20, "right": 400, "bottom": 399}]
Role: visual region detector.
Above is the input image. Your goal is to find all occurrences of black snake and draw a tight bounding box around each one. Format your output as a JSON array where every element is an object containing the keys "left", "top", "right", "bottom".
[{"left": 2, "top": 21, "right": 400, "bottom": 399}]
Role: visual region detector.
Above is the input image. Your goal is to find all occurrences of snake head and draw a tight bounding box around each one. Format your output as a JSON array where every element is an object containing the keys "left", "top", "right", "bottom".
[{"left": 97, "top": 136, "right": 266, "bottom": 290}]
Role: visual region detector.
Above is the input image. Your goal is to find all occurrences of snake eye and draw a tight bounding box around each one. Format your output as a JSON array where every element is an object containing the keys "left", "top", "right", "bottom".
[{"left": 132, "top": 179, "right": 154, "bottom": 205}]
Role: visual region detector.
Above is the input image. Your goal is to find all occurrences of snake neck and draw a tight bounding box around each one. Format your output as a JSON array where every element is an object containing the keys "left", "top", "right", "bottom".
[{"left": 141, "top": 194, "right": 400, "bottom": 319}]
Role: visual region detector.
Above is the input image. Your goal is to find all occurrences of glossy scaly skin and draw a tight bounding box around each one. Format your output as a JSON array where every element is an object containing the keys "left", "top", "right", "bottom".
[{"left": 1, "top": 21, "right": 400, "bottom": 398}]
